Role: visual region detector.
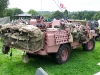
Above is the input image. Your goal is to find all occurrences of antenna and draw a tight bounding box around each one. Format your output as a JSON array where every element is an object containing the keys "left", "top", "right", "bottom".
[
  {"left": 58, "top": 0, "right": 60, "bottom": 3},
  {"left": 41, "top": 0, "right": 42, "bottom": 11},
  {"left": 40, "top": 0, "right": 43, "bottom": 15}
]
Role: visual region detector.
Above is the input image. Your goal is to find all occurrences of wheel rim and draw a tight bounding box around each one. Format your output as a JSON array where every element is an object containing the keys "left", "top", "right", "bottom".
[
  {"left": 88, "top": 41, "right": 93, "bottom": 50},
  {"left": 61, "top": 49, "right": 68, "bottom": 61}
]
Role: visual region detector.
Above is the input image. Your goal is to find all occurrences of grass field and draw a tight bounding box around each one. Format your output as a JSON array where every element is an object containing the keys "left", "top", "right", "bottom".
[{"left": 0, "top": 40, "right": 100, "bottom": 75}]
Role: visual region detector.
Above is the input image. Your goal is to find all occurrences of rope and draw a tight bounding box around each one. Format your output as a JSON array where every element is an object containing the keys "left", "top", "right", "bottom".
[
  {"left": 52, "top": 0, "right": 63, "bottom": 12},
  {"left": 40, "top": 0, "right": 63, "bottom": 12}
]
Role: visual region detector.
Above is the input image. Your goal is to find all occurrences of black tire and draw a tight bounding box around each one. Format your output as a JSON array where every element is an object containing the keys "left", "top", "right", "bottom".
[
  {"left": 82, "top": 38, "right": 95, "bottom": 51},
  {"left": 48, "top": 53, "right": 56, "bottom": 58},
  {"left": 26, "top": 53, "right": 36, "bottom": 58},
  {"left": 95, "top": 35, "right": 100, "bottom": 41},
  {"left": 55, "top": 44, "right": 70, "bottom": 64},
  {"left": 2, "top": 45, "right": 10, "bottom": 54}
]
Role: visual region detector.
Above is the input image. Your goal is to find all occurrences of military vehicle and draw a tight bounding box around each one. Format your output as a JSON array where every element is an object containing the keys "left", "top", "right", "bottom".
[{"left": 0, "top": 16, "right": 97, "bottom": 64}]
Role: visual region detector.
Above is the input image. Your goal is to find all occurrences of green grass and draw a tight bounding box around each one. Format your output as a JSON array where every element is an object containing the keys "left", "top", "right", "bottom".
[{"left": 0, "top": 40, "right": 100, "bottom": 75}]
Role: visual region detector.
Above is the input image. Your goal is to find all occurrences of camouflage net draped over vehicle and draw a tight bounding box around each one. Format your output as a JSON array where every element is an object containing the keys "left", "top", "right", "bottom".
[
  {"left": 67, "top": 23, "right": 87, "bottom": 42},
  {"left": 54, "top": 20, "right": 89, "bottom": 42},
  {"left": 97, "top": 26, "right": 100, "bottom": 34},
  {"left": 59, "top": 22, "right": 89, "bottom": 42},
  {"left": 0, "top": 24, "right": 44, "bottom": 51}
]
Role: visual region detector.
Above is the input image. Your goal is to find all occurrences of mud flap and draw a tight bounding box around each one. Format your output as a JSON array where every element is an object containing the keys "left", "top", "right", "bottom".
[
  {"left": 22, "top": 53, "right": 29, "bottom": 63},
  {"left": 68, "top": 33, "right": 73, "bottom": 42},
  {"left": 88, "top": 33, "right": 92, "bottom": 40}
]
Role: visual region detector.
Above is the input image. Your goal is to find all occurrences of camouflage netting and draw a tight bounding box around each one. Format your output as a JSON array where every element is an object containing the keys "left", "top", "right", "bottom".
[
  {"left": 65, "top": 23, "right": 87, "bottom": 42},
  {"left": 75, "top": 20, "right": 86, "bottom": 26},
  {"left": 0, "top": 24, "right": 44, "bottom": 51},
  {"left": 97, "top": 26, "right": 100, "bottom": 34},
  {"left": 58, "top": 22, "right": 89, "bottom": 42},
  {"left": 54, "top": 20, "right": 88, "bottom": 42}
]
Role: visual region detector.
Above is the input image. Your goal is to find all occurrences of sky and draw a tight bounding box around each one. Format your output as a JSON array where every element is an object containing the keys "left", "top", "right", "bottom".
[{"left": 8, "top": 0, "right": 100, "bottom": 12}]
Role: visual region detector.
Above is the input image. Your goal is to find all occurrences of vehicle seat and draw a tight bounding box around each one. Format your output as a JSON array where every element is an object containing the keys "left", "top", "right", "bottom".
[{"left": 52, "top": 20, "right": 60, "bottom": 28}]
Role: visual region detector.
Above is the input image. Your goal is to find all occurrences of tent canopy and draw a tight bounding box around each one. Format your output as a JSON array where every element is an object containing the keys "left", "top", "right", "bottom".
[{"left": 0, "top": 17, "right": 10, "bottom": 25}]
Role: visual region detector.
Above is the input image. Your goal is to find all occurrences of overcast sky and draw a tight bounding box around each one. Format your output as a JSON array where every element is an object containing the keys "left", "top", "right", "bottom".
[{"left": 8, "top": 0, "right": 100, "bottom": 12}]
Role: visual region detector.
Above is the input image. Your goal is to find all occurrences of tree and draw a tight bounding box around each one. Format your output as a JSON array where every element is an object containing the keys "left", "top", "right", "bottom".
[
  {"left": 51, "top": 10, "right": 64, "bottom": 19},
  {"left": 88, "top": 11, "right": 96, "bottom": 20},
  {"left": 12, "top": 8, "right": 23, "bottom": 15},
  {"left": 37, "top": 11, "right": 53, "bottom": 18},
  {"left": 0, "top": 0, "right": 9, "bottom": 17},
  {"left": 71, "top": 15, "right": 77, "bottom": 19},
  {"left": 83, "top": 13, "right": 89, "bottom": 20},
  {"left": 63, "top": 9, "right": 68, "bottom": 18},
  {"left": 93, "top": 11, "right": 100, "bottom": 20},
  {"left": 5, "top": 8, "right": 24, "bottom": 20},
  {"left": 77, "top": 11, "right": 83, "bottom": 20},
  {"left": 28, "top": 9, "right": 38, "bottom": 15},
  {"left": 5, "top": 8, "right": 14, "bottom": 20},
  {"left": 82, "top": 11, "right": 96, "bottom": 20}
]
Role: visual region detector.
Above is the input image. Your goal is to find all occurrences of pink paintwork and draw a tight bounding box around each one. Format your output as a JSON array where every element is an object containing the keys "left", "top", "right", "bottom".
[
  {"left": 52, "top": 19, "right": 60, "bottom": 28},
  {"left": 29, "top": 19, "right": 37, "bottom": 25},
  {"left": 9, "top": 19, "right": 97, "bottom": 55}
]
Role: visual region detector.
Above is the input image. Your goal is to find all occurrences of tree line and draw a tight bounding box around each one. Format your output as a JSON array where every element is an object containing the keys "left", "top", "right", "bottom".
[{"left": 0, "top": 0, "right": 100, "bottom": 21}]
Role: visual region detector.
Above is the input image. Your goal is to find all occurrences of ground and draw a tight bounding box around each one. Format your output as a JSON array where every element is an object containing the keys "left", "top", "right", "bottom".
[{"left": 0, "top": 40, "right": 100, "bottom": 75}]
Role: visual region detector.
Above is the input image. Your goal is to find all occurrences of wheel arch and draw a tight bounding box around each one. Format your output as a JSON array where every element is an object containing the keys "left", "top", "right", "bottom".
[{"left": 59, "top": 43, "right": 71, "bottom": 50}]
